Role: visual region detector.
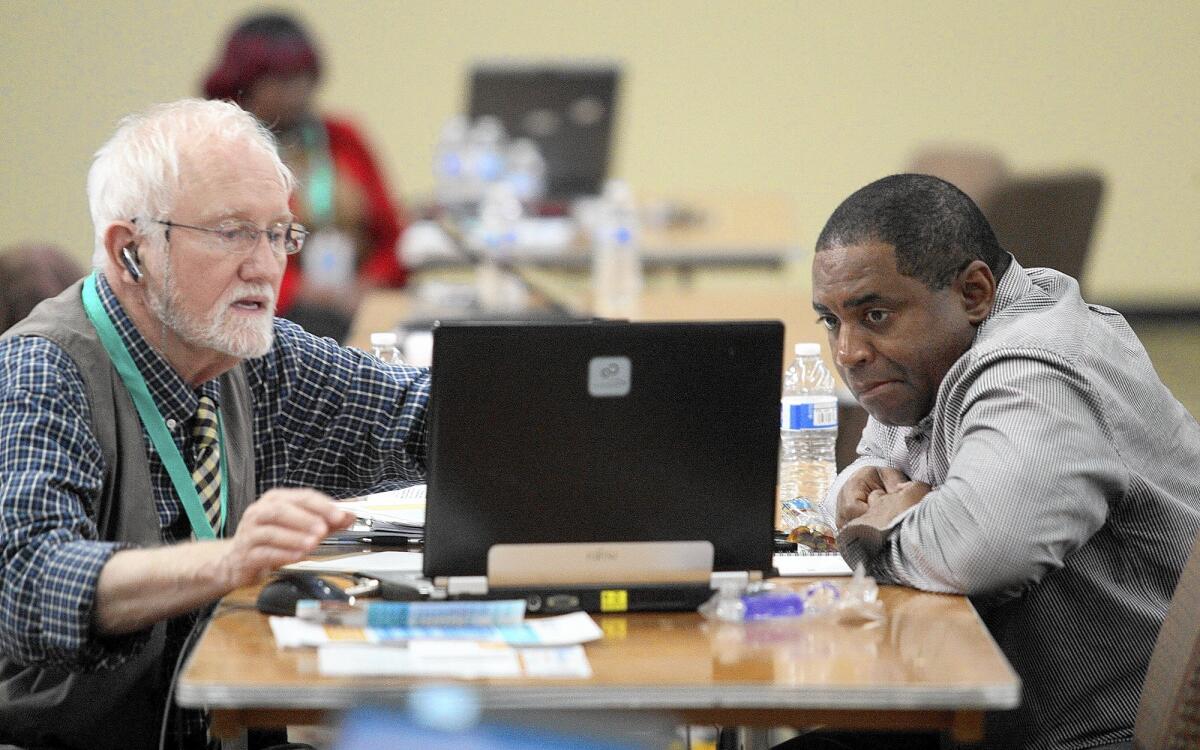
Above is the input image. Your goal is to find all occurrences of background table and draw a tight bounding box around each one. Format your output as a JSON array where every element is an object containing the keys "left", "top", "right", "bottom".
[
  {"left": 410, "top": 193, "right": 801, "bottom": 278},
  {"left": 348, "top": 271, "right": 831, "bottom": 369}
]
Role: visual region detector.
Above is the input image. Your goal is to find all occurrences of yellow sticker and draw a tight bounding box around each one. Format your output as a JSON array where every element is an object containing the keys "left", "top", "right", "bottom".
[{"left": 599, "top": 589, "right": 628, "bottom": 612}]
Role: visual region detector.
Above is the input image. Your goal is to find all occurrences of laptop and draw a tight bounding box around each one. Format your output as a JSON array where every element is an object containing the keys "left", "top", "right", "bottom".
[
  {"left": 467, "top": 60, "right": 620, "bottom": 201},
  {"left": 422, "top": 320, "right": 783, "bottom": 611}
]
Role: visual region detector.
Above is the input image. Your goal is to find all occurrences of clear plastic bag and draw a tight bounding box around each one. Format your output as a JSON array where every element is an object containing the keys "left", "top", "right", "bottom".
[
  {"left": 699, "top": 564, "right": 884, "bottom": 625},
  {"left": 779, "top": 497, "right": 837, "bottom": 552}
]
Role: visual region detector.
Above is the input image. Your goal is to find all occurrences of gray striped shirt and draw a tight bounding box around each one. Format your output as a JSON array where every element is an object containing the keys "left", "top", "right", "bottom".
[{"left": 833, "top": 259, "right": 1200, "bottom": 749}]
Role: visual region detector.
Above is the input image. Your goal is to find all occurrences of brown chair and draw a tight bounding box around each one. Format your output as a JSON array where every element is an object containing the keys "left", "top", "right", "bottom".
[
  {"left": 0, "top": 243, "right": 85, "bottom": 333},
  {"left": 1134, "top": 530, "right": 1200, "bottom": 748},
  {"left": 906, "top": 147, "right": 1105, "bottom": 285},
  {"left": 836, "top": 396, "right": 869, "bottom": 473},
  {"left": 981, "top": 171, "right": 1105, "bottom": 284},
  {"left": 907, "top": 145, "right": 1009, "bottom": 208}
]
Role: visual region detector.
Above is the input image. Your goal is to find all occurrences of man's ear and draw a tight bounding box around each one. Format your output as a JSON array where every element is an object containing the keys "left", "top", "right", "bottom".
[
  {"left": 957, "top": 260, "right": 996, "bottom": 325},
  {"left": 102, "top": 222, "right": 140, "bottom": 284}
]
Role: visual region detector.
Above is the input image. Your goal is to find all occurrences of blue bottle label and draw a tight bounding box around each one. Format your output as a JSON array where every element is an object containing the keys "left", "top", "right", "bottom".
[{"left": 781, "top": 396, "right": 838, "bottom": 430}]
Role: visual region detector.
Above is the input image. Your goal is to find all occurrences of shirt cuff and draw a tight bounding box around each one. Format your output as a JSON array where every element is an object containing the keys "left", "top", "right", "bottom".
[
  {"left": 40, "top": 539, "right": 150, "bottom": 670},
  {"left": 835, "top": 503, "right": 919, "bottom": 583}
]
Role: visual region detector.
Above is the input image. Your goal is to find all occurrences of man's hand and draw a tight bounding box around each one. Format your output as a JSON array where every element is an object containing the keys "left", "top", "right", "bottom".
[
  {"left": 95, "top": 488, "right": 356, "bottom": 635},
  {"left": 844, "top": 480, "right": 933, "bottom": 532},
  {"left": 214, "top": 488, "right": 356, "bottom": 589},
  {"left": 836, "top": 465, "right": 912, "bottom": 528}
]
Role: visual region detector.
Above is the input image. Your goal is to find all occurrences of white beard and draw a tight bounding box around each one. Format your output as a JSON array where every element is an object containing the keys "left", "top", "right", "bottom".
[{"left": 147, "top": 267, "right": 276, "bottom": 359}]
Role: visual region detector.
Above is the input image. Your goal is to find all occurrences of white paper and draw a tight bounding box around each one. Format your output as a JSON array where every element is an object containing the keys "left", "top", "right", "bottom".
[
  {"left": 269, "top": 610, "right": 603, "bottom": 649},
  {"left": 315, "top": 642, "right": 593, "bottom": 678},
  {"left": 317, "top": 642, "right": 521, "bottom": 678},
  {"left": 338, "top": 486, "right": 426, "bottom": 527},
  {"left": 772, "top": 552, "right": 853, "bottom": 577},
  {"left": 522, "top": 611, "right": 604, "bottom": 646},
  {"left": 283, "top": 550, "right": 424, "bottom": 575},
  {"left": 519, "top": 645, "right": 593, "bottom": 678},
  {"left": 270, "top": 616, "right": 331, "bottom": 649}
]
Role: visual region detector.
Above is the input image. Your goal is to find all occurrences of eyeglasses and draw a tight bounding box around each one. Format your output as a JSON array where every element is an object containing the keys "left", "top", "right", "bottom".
[{"left": 153, "top": 219, "right": 308, "bottom": 256}]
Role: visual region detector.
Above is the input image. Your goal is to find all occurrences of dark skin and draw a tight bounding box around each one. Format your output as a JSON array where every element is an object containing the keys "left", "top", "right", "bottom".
[
  {"left": 242, "top": 73, "right": 318, "bottom": 134},
  {"left": 811, "top": 241, "right": 997, "bottom": 530}
]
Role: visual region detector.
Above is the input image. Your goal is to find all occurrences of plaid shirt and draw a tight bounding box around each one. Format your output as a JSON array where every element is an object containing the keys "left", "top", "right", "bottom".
[
  {"left": 834, "top": 259, "right": 1200, "bottom": 749},
  {"left": 0, "top": 274, "right": 429, "bottom": 740}
]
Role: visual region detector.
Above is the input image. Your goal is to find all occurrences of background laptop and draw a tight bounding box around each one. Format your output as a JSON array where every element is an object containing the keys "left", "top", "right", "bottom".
[
  {"left": 467, "top": 60, "right": 621, "bottom": 201},
  {"left": 422, "top": 320, "right": 783, "bottom": 592}
]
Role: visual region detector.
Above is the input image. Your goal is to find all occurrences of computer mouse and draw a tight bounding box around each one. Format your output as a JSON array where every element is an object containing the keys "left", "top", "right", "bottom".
[
  {"left": 256, "top": 572, "right": 351, "bottom": 616},
  {"left": 373, "top": 572, "right": 426, "bottom": 602}
]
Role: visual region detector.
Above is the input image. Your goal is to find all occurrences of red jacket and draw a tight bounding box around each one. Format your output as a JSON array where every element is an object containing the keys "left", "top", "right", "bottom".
[{"left": 279, "top": 117, "right": 407, "bottom": 313}]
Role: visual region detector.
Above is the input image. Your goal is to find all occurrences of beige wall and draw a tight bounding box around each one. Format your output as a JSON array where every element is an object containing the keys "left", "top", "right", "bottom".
[{"left": 3, "top": 0, "right": 1197, "bottom": 306}]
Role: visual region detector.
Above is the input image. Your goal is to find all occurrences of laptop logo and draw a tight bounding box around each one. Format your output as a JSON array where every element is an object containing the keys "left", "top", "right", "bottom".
[{"left": 588, "top": 356, "right": 631, "bottom": 397}]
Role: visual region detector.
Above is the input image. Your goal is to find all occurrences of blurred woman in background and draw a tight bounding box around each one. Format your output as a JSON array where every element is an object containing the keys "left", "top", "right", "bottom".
[{"left": 203, "top": 11, "right": 407, "bottom": 341}]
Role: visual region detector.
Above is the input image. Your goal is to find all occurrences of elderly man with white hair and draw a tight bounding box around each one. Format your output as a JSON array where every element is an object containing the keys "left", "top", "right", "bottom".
[{"left": 0, "top": 99, "right": 431, "bottom": 750}]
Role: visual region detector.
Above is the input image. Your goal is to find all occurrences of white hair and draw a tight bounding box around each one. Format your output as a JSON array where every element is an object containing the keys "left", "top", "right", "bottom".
[{"left": 87, "top": 98, "right": 295, "bottom": 267}]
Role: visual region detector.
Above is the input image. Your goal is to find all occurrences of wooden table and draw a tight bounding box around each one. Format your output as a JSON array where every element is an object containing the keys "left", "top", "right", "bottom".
[{"left": 178, "top": 582, "right": 1019, "bottom": 742}]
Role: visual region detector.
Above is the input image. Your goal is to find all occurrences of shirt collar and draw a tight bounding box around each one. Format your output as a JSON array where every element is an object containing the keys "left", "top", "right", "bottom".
[
  {"left": 96, "top": 272, "right": 221, "bottom": 423},
  {"left": 903, "top": 255, "right": 1027, "bottom": 440},
  {"left": 982, "top": 253, "right": 1033, "bottom": 325}
]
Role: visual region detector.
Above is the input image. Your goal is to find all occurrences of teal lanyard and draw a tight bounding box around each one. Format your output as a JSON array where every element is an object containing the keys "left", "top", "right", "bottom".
[
  {"left": 300, "top": 120, "right": 335, "bottom": 226},
  {"left": 81, "top": 273, "right": 226, "bottom": 540}
]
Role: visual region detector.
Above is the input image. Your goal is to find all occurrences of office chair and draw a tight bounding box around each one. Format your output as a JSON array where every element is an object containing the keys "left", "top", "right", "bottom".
[
  {"left": 981, "top": 171, "right": 1105, "bottom": 284},
  {"left": 836, "top": 396, "right": 869, "bottom": 473},
  {"left": 0, "top": 243, "right": 85, "bottom": 333},
  {"left": 1134, "top": 530, "right": 1200, "bottom": 748},
  {"left": 906, "top": 145, "right": 1009, "bottom": 208}
]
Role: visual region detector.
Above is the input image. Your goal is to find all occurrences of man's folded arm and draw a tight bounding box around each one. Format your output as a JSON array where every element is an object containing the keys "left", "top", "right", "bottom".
[{"left": 840, "top": 352, "right": 1127, "bottom": 599}]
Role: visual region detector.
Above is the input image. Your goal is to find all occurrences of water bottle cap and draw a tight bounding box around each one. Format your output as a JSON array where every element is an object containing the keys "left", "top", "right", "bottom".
[
  {"left": 794, "top": 342, "right": 821, "bottom": 356},
  {"left": 370, "top": 331, "right": 399, "bottom": 347}
]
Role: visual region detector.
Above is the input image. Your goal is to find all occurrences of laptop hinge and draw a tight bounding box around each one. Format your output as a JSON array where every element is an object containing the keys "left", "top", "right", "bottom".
[
  {"left": 711, "top": 570, "right": 757, "bottom": 589},
  {"left": 441, "top": 575, "right": 489, "bottom": 596}
]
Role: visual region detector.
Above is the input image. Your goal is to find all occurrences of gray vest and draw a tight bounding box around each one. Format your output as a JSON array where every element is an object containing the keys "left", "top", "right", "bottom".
[{"left": 0, "top": 279, "right": 256, "bottom": 750}]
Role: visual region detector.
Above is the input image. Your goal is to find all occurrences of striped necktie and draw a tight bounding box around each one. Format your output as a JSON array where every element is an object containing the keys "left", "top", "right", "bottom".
[{"left": 191, "top": 395, "right": 222, "bottom": 536}]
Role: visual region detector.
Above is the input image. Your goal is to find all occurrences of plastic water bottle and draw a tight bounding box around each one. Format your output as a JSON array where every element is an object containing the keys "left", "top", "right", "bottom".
[
  {"left": 591, "top": 179, "right": 643, "bottom": 318},
  {"left": 474, "top": 183, "right": 525, "bottom": 311},
  {"left": 370, "top": 331, "right": 404, "bottom": 364},
  {"left": 778, "top": 343, "right": 838, "bottom": 533},
  {"left": 464, "top": 116, "right": 507, "bottom": 206},
  {"left": 432, "top": 115, "right": 469, "bottom": 211},
  {"left": 504, "top": 137, "right": 546, "bottom": 208}
]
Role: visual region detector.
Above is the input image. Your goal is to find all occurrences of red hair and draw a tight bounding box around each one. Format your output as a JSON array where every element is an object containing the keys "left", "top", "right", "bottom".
[{"left": 202, "top": 13, "right": 321, "bottom": 103}]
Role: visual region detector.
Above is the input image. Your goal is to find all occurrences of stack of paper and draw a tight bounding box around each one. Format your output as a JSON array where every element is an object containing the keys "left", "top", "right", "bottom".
[
  {"left": 285, "top": 550, "right": 423, "bottom": 576},
  {"left": 329, "top": 485, "right": 426, "bottom": 545},
  {"left": 270, "top": 610, "right": 602, "bottom": 648},
  {"left": 316, "top": 642, "right": 593, "bottom": 679},
  {"left": 269, "top": 608, "right": 601, "bottom": 679}
]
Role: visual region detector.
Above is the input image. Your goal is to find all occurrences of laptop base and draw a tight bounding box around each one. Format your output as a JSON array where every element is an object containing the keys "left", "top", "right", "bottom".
[{"left": 448, "top": 582, "right": 716, "bottom": 615}]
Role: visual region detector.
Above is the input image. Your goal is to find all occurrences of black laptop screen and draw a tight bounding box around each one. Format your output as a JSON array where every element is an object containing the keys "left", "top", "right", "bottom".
[
  {"left": 467, "top": 61, "right": 620, "bottom": 200},
  {"left": 422, "top": 320, "right": 783, "bottom": 580}
]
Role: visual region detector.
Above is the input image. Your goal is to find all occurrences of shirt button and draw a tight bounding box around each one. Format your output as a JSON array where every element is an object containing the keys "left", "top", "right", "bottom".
[{"left": 166, "top": 418, "right": 178, "bottom": 430}]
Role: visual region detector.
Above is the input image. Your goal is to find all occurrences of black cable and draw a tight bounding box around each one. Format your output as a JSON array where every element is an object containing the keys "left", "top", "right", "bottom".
[{"left": 158, "top": 602, "right": 219, "bottom": 750}]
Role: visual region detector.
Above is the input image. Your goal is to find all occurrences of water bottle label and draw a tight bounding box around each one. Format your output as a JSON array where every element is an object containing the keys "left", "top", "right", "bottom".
[{"left": 781, "top": 395, "right": 838, "bottom": 430}]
